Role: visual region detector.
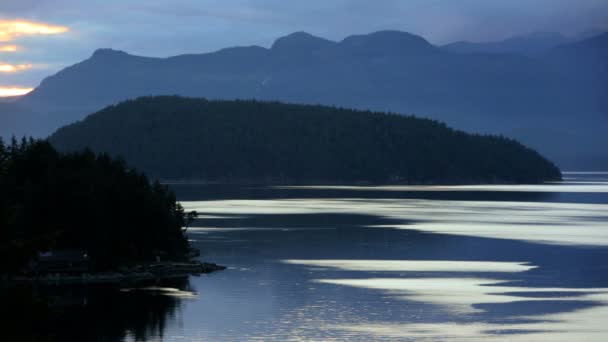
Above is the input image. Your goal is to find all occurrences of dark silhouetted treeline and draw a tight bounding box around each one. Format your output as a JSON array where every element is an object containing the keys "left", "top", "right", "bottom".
[
  {"left": 0, "top": 137, "right": 190, "bottom": 273},
  {"left": 51, "top": 96, "right": 561, "bottom": 184},
  {"left": 2, "top": 278, "right": 190, "bottom": 341}
]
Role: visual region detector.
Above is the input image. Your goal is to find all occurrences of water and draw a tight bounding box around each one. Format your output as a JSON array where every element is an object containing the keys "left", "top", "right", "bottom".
[
  {"left": 162, "top": 172, "right": 608, "bottom": 341},
  {"left": 14, "top": 173, "right": 608, "bottom": 341}
]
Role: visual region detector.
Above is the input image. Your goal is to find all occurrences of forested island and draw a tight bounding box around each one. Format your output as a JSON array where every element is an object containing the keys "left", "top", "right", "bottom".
[
  {"left": 0, "top": 137, "right": 224, "bottom": 277},
  {"left": 0, "top": 138, "right": 223, "bottom": 340},
  {"left": 51, "top": 96, "right": 561, "bottom": 184}
]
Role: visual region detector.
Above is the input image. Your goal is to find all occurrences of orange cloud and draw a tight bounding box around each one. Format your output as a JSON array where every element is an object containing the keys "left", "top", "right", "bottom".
[
  {"left": 0, "top": 44, "right": 17, "bottom": 52},
  {"left": 0, "top": 63, "right": 33, "bottom": 73},
  {"left": 0, "top": 87, "right": 33, "bottom": 97},
  {"left": 0, "top": 20, "right": 68, "bottom": 42}
]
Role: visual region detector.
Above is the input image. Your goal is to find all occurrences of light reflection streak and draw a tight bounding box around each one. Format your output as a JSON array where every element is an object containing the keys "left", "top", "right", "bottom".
[
  {"left": 180, "top": 183, "right": 608, "bottom": 339},
  {"left": 182, "top": 198, "right": 608, "bottom": 246},
  {"left": 283, "top": 260, "right": 536, "bottom": 273},
  {"left": 327, "top": 303, "right": 608, "bottom": 342},
  {"left": 313, "top": 271, "right": 608, "bottom": 340},
  {"left": 277, "top": 183, "right": 608, "bottom": 193},
  {"left": 189, "top": 227, "right": 334, "bottom": 232},
  {"left": 120, "top": 286, "right": 198, "bottom": 299},
  {"left": 315, "top": 277, "right": 608, "bottom": 313}
]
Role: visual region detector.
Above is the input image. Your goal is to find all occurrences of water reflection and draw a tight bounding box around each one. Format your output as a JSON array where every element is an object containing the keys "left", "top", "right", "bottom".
[
  {"left": 283, "top": 259, "right": 537, "bottom": 272},
  {"left": 315, "top": 277, "right": 608, "bottom": 313},
  {"left": 2, "top": 278, "right": 192, "bottom": 342},
  {"left": 279, "top": 182, "right": 608, "bottom": 193},
  {"left": 172, "top": 180, "right": 608, "bottom": 340},
  {"left": 327, "top": 303, "right": 608, "bottom": 342},
  {"left": 8, "top": 179, "right": 608, "bottom": 340},
  {"left": 170, "top": 181, "right": 608, "bottom": 204},
  {"left": 183, "top": 198, "right": 608, "bottom": 246}
]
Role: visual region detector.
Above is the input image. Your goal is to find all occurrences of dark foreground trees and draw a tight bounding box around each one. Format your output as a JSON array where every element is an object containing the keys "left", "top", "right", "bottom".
[
  {"left": 50, "top": 96, "right": 562, "bottom": 184},
  {"left": 0, "top": 138, "right": 191, "bottom": 273}
]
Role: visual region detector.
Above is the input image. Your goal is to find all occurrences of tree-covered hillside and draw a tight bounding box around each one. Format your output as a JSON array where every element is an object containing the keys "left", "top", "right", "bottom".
[
  {"left": 50, "top": 96, "right": 561, "bottom": 184},
  {"left": 3, "top": 30, "right": 606, "bottom": 168},
  {"left": 0, "top": 138, "right": 191, "bottom": 272}
]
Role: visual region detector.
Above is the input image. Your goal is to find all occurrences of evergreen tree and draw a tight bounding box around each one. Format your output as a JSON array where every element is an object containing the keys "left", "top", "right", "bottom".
[{"left": 0, "top": 138, "right": 193, "bottom": 273}]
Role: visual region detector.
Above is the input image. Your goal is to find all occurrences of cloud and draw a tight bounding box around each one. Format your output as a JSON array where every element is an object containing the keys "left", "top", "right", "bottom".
[
  {"left": 0, "top": 44, "right": 17, "bottom": 51},
  {"left": 0, "top": 20, "right": 69, "bottom": 87},
  {"left": 0, "top": 20, "right": 68, "bottom": 42},
  {"left": 0, "top": 1, "right": 606, "bottom": 88},
  {"left": 0, "top": 63, "right": 33, "bottom": 73},
  {"left": 0, "top": 86, "right": 33, "bottom": 97}
]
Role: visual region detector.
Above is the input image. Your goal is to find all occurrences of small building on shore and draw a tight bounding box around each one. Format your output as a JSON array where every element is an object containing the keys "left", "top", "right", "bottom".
[{"left": 32, "top": 250, "right": 90, "bottom": 274}]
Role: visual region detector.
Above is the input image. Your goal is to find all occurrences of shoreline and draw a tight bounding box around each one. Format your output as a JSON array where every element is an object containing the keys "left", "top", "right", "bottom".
[
  {"left": 4, "top": 261, "right": 226, "bottom": 285},
  {"left": 160, "top": 178, "right": 564, "bottom": 186}
]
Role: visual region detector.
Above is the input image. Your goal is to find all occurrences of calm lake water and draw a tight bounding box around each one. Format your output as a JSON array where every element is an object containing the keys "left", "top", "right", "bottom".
[{"left": 23, "top": 172, "right": 608, "bottom": 341}]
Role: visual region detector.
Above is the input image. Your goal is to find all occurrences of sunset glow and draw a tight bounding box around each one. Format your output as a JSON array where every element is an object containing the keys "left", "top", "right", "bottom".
[
  {"left": 0, "top": 63, "right": 33, "bottom": 73},
  {"left": 0, "top": 87, "right": 33, "bottom": 97},
  {"left": 0, "top": 44, "right": 17, "bottom": 52},
  {"left": 0, "top": 20, "right": 68, "bottom": 42}
]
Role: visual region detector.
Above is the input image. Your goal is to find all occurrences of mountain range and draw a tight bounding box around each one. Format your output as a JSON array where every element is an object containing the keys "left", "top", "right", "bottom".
[{"left": 1, "top": 30, "right": 606, "bottom": 169}]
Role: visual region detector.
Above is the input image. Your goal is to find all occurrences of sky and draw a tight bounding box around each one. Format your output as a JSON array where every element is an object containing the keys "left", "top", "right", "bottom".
[{"left": 0, "top": 0, "right": 607, "bottom": 96}]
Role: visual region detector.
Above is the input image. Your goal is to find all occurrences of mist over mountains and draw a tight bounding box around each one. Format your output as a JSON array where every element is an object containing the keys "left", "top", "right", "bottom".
[
  {"left": 442, "top": 32, "right": 569, "bottom": 56},
  {"left": 1, "top": 30, "right": 606, "bottom": 169}
]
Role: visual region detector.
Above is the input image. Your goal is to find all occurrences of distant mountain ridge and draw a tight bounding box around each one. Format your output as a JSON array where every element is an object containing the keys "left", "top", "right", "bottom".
[
  {"left": 442, "top": 32, "right": 569, "bottom": 56},
  {"left": 1, "top": 30, "right": 607, "bottom": 169}
]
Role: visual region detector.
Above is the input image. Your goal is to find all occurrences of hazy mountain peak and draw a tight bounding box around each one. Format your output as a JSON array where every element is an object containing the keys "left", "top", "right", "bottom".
[
  {"left": 341, "top": 30, "right": 436, "bottom": 54},
  {"left": 271, "top": 32, "right": 335, "bottom": 52},
  {"left": 552, "top": 32, "right": 607, "bottom": 51},
  {"left": 90, "top": 48, "right": 130, "bottom": 60},
  {"left": 576, "top": 29, "right": 608, "bottom": 41},
  {"left": 588, "top": 31, "right": 608, "bottom": 43},
  {"left": 519, "top": 31, "right": 566, "bottom": 40},
  {"left": 549, "top": 31, "right": 608, "bottom": 61}
]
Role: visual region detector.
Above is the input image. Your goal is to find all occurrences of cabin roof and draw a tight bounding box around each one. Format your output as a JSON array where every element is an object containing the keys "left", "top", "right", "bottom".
[{"left": 38, "top": 250, "right": 88, "bottom": 261}]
